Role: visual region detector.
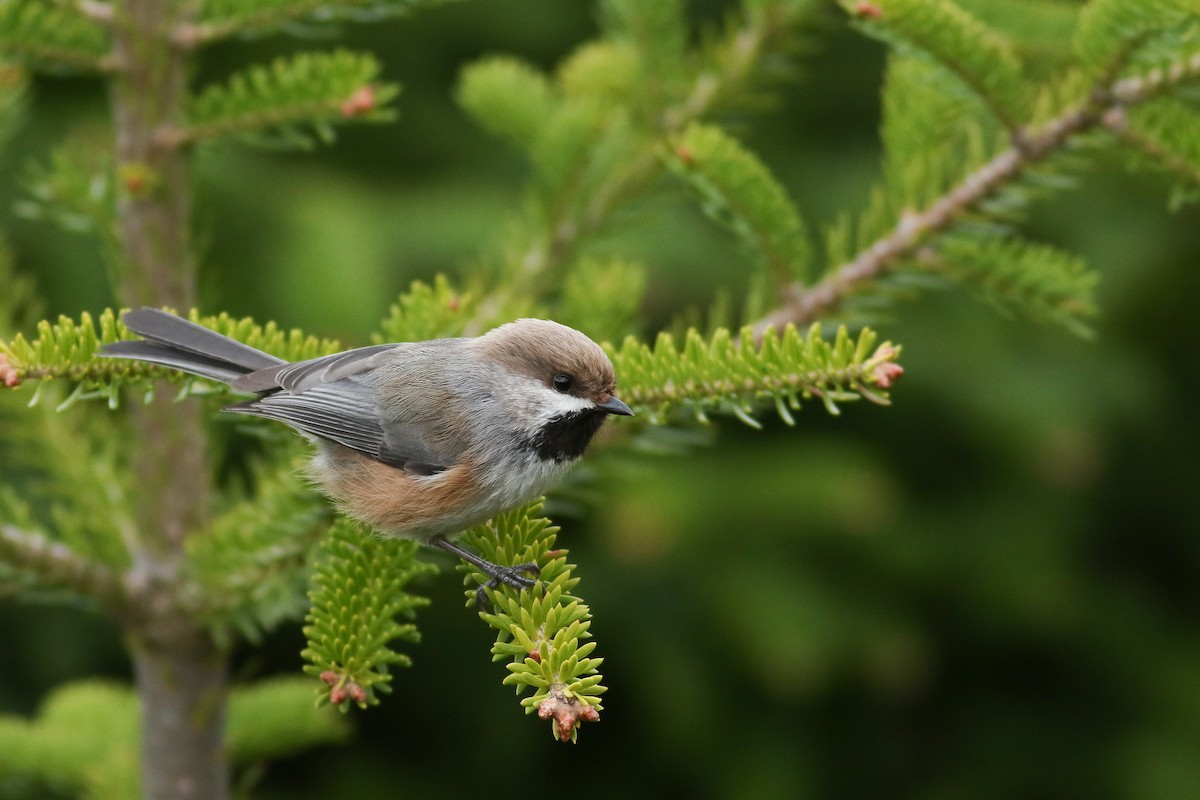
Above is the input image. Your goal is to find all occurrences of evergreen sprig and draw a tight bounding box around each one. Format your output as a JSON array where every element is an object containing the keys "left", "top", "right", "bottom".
[
  {"left": 0, "top": 308, "right": 340, "bottom": 397},
  {"left": 301, "top": 519, "right": 434, "bottom": 710},
  {"left": 612, "top": 324, "right": 902, "bottom": 425},
  {"left": 0, "top": 677, "right": 348, "bottom": 797},
  {"left": 457, "top": 57, "right": 556, "bottom": 149},
  {"left": 881, "top": 55, "right": 996, "bottom": 210},
  {"left": 456, "top": 0, "right": 822, "bottom": 327},
  {"left": 188, "top": 461, "right": 330, "bottom": 641},
  {"left": 190, "top": 0, "right": 441, "bottom": 45},
  {"left": 17, "top": 130, "right": 117, "bottom": 239},
  {"left": 179, "top": 50, "right": 398, "bottom": 148},
  {"left": 1074, "top": 0, "right": 1200, "bottom": 79},
  {"left": 844, "top": 0, "right": 1028, "bottom": 132},
  {"left": 0, "top": 60, "right": 26, "bottom": 155},
  {"left": 460, "top": 503, "right": 605, "bottom": 743},
  {"left": 1118, "top": 97, "right": 1200, "bottom": 206},
  {"left": 372, "top": 276, "right": 477, "bottom": 344},
  {"left": 667, "top": 123, "right": 812, "bottom": 287},
  {"left": 927, "top": 236, "right": 1098, "bottom": 337},
  {"left": 0, "top": 0, "right": 111, "bottom": 72}
]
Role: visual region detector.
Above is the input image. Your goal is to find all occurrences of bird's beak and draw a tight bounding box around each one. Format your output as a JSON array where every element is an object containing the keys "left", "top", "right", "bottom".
[{"left": 596, "top": 395, "right": 634, "bottom": 416}]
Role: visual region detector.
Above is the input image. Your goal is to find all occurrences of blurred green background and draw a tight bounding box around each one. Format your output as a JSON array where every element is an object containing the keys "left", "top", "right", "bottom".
[{"left": 2, "top": 1, "right": 1199, "bottom": 798}]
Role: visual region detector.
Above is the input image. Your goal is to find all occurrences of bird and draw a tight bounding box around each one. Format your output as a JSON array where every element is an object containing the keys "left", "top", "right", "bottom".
[{"left": 101, "top": 308, "right": 633, "bottom": 606}]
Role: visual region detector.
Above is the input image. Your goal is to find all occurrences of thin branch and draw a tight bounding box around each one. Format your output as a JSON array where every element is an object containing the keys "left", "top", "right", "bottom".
[
  {"left": 1102, "top": 106, "right": 1200, "bottom": 186},
  {"left": 750, "top": 54, "right": 1200, "bottom": 341},
  {"left": 0, "top": 523, "right": 128, "bottom": 608},
  {"left": 74, "top": 0, "right": 114, "bottom": 24},
  {"left": 465, "top": 3, "right": 800, "bottom": 334}
]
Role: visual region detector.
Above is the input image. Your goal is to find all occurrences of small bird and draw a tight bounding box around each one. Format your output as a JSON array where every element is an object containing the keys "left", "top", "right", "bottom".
[{"left": 102, "top": 308, "right": 633, "bottom": 605}]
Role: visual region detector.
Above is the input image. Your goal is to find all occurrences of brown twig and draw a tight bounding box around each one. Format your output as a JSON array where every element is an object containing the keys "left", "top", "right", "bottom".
[
  {"left": 0, "top": 524, "right": 129, "bottom": 609},
  {"left": 749, "top": 54, "right": 1200, "bottom": 343}
]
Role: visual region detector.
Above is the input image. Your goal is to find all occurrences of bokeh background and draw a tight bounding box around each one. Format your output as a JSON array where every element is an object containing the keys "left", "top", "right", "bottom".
[{"left": 2, "top": 1, "right": 1199, "bottom": 798}]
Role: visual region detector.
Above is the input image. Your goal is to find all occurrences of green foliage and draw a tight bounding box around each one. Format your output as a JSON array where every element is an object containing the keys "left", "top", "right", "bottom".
[
  {"left": 842, "top": 0, "right": 1028, "bottom": 131},
  {"left": 613, "top": 324, "right": 901, "bottom": 425},
  {"left": 955, "top": 0, "right": 1086, "bottom": 76},
  {"left": 457, "top": 57, "right": 556, "bottom": 148},
  {"left": 193, "top": 0, "right": 446, "bottom": 44},
  {"left": 0, "top": 680, "right": 138, "bottom": 797},
  {"left": 1121, "top": 97, "right": 1200, "bottom": 207},
  {"left": 0, "top": 677, "right": 348, "bottom": 797},
  {"left": 15, "top": 129, "right": 118, "bottom": 278},
  {"left": 461, "top": 504, "right": 605, "bottom": 743},
  {"left": 301, "top": 519, "right": 434, "bottom": 710},
  {"left": 226, "top": 676, "right": 353, "bottom": 761},
  {"left": 183, "top": 50, "right": 399, "bottom": 148},
  {"left": 188, "top": 461, "right": 329, "bottom": 642},
  {"left": 0, "top": 60, "right": 26, "bottom": 155},
  {"left": 559, "top": 257, "right": 647, "bottom": 344},
  {"left": 1074, "top": 0, "right": 1200, "bottom": 78},
  {"left": 372, "top": 276, "right": 478, "bottom": 343},
  {"left": 598, "top": 0, "right": 689, "bottom": 121},
  {"left": 0, "top": 1, "right": 110, "bottom": 72},
  {"left": 881, "top": 56, "right": 996, "bottom": 210},
  {"left": 0, "top": 308, "right": 339, "bottom": 393},
  {"left": 667, "top": 122, "right": 812, "bottom": 285},
  {"left": 457, "top": 0, "right": 822, "bottom": 316},
  {"left": 925, "top": 236, "right": 1099, "bottom": 337}
]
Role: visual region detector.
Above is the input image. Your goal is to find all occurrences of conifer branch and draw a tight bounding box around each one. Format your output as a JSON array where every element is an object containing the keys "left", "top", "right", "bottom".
[
  {"left": 845, "top": 0, "right": 1028, "bottom": 132},
  {"left": 187, "top": 463, "right": 329, "bottom": 638},
  {"left": 460, "top": 504, "right": 605, "bottom": 743},
  {"left": 616, "top": 324, "right": 901, "bottom": 424},
  {"left": 464, "top": 0, "right": 818, "bottom": 332},
  {"left": 0, "top": 308, "right": 338, "bottom": 392},
  {"left": 74, "top": 1, "right": 114, "bottom": 24},
  {"left": 750, "top": 52, "right": 1200, "bottom": 340},
  {"left": 302, "top": 519, "right": 433, "bottom": 710},
  {"left": 175, "top": 0, "right": 437, "bottom": 49},
  {"left": 165, "top": 51, "right": 398, "bottom": 149},
  {"left": 0, "top": 523, "right": 128, "bottom": 608},
  {"left": 0, "top": 0, "right": 114, "bottom": 72}
]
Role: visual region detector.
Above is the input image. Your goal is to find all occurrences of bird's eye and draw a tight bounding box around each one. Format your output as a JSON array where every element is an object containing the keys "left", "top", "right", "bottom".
[{"left": 552, "top": 374, "right": 573, "bottom": 393}]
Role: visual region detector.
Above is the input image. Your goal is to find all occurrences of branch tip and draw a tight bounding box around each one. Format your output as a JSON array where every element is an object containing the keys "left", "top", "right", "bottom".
[
  {"left": 538, "top": 686, "right": 600, "bottom": 743},
  {"left": 0, "top": 353, "right": 21, "bottom": 388}
]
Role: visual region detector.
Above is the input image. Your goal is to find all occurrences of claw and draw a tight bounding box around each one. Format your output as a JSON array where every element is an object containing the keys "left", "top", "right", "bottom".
[{"left": 432, "top": 536, "right": 541, "bottom": 610}]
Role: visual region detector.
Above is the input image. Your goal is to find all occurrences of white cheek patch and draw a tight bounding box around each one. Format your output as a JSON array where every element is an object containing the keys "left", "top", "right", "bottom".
[
  {"left": 504, "top": 377, "right": 595, "bottom": 422},
  {"left": 543, "top": 390, "right": 594, "bottom": 417}
]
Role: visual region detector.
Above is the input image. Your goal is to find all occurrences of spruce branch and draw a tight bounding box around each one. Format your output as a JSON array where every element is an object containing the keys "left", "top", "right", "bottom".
[
  {"left": 1103, "top": 97, "right": 1200, "bottom": 205},
  {"left": 1074, "top": 0, "right": 1200, "bottom": 81},
  {"left": 0, "top": 308, "right": 338, "bottom": 393},
  {"left": 614, "top": 324, "right": 902, "bottom": 425},
  {"left": 176, "top": 0, "right": 443, "bottom": 49},
  {"left": 302, "top": 519, "right": 433, "bottom": 711},
  {"left": 460, "top": 504, "right": 605, "bottom": 743},
  {"left": 0, "top": 0, "right": 113, "bottom": 72},
  {"left": 0, "top": 677, "right": 347, "bottom": 796},
  {"left": 844, "top": 0, "right": 1029, "bottom": 132},
  {"left": 463, "top": 0, "right": 820, "bottom": 332},
  {"left": 667, "top": 122, "right": 812, "bottom": 286},
  {"left": 168, "top": 51, "right": 398, "bottom": 149},
  {"left": 750, "top": 50, "right": 1200, "bottom": 340},
  {"left": 187, "top": 462, "right": 329, "bottom": 640},
  {"left": 0, "top": 523, "right": 128, "bottom": 608}
]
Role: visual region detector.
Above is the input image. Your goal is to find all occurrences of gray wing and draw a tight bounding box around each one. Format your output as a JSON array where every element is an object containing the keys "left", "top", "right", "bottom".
[{"left": 226, "top": 343, "right": 466, "bottom": 474}]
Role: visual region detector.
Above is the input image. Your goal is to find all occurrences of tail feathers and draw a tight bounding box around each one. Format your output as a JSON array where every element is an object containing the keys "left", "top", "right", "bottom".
[
  {"left": 101, "top": 341, "right": 251, "bottom": 384},
  {"left": 100, "top": 308, "right": 286, "bottom": 385},
  {"left": 121, "top": 308, "right": 282, "bottom": 371}
]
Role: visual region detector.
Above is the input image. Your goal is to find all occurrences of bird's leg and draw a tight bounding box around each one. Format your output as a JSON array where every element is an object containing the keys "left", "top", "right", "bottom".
[{"left": 431, "top": 536, "right": 540, "bottom": 609}]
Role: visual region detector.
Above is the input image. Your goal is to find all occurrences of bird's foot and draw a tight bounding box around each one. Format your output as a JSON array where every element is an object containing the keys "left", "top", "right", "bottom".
[
  {"left": 430, "top": 536, "right": 541, "bottom": 610},
  {"left": 475, "top": 561, "right": 540, "bottom": 610}
]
